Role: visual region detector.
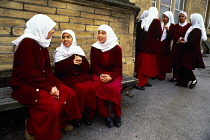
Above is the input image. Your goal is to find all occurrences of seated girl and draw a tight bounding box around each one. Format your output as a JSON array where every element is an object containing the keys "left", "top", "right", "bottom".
[
  {"left": 54, "top": 30, "right": 96, "bottom": 126},
  {"left": 90, "top": 25, "right": 122, "bottom": 128},
  {"left": 10, "top": 14, "right": 81, "bottom": 140}
]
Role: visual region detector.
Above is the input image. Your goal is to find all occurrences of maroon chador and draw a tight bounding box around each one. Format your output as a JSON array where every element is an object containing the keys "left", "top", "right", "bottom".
[
  {"left": 134, "top": 10, "right": 148, "bottom": 74},
  {"left": 136, "top": 18, "right": 162, "bottom": 86},
  {"left": 134, "top": 20, "right": 144, "bottom": 73},
  {"left": 156, "top": 24, "right": 174, "bottom": 80},
  {"left": 54, "top": 55, "right": 96, "bottom": 119},
  {"left": 171, "top": 23, "right": 191, "bottom": 79},
  {"left": 178, "top": 28, "right": 205, "bottom": 84},
  {"left": 10, "top": 38, "right": 81, "bottom": 140},
  {"left": 91, "top": 45, "right": 122, "bottom": 117}
]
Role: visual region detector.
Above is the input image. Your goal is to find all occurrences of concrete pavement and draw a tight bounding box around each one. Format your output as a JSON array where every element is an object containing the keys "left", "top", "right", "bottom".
[
  {"left": 1, "top": 55, "right": 210, "bottom": 140},
  {"left": 61, "top": 54, "right": 210, "bottom": 140}
]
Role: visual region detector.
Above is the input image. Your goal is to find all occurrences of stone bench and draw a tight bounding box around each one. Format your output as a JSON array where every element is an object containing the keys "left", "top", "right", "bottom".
[{"left": 0, "top": 74, "right": 138, "bottom": 112}]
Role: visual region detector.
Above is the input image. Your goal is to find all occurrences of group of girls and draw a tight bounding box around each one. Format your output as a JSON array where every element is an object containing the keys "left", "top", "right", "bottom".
[
  {"left": 134, "top": 7, "right": 207, "bottom": 90},
  {"left": 10, "top": 14, "right": 122, "bottom": 140}
]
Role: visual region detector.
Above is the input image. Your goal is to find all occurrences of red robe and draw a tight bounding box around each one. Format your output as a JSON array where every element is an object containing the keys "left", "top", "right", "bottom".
[
  {"left": 177, "top": 28, "right": 205, "bottom": 84},
  {"left": 156, "top": 24, "right": 174, "bottom": 79},
  {"left": 182, "top": 28, "right": 205, "bottom": 70},
  {"left": 10, "top": 38, "right": 81, "bottom": 140},
  {"left": 134, "top": 20, "right": 144, "bottom": 73},
  {"left": 136, "top": 19, "right": 162, "bottom": 86},
  {"left": 90, "top": 45, "right": 122, "bottom": 106},
  {"left": 54, "top": 55, "right": 96, "bottom": 113},
  {"left": 171, "top": 23, "right": 191, "bottom": 69}
]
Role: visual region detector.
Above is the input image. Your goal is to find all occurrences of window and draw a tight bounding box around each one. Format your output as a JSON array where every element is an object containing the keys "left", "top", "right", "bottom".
[
  {"left": 160, "top": 0, "right": 172, "bottom": 19},
  {"left": 174, "top": 0, "right": 185, "bottom": 23},
  {"left": 152, "top": 0, "right": 185, "bottom": 24}
]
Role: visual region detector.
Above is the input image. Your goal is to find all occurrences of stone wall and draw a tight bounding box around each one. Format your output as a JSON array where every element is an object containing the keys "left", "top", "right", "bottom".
[
  {"left": 0, "top": 0, "right": 140, "bottom": 76},
  {"left": 185, "top": 0, "right": 207, "bottom": 17},
  {"left": 130, "top": 0, "right": 152, "bottom": 18}
]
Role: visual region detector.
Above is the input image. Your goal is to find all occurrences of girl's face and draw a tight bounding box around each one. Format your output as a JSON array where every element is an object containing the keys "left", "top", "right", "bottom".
[
  {"left": 162, "top": 14, "right": 169, "bottom": 24},
  {"left": 97, "top": 30, "right": 107, "bottom": 43},
  {"left": 46, "top": 28, "right": 55, "bottom": 39},
  {"left": 179, "top": 13, "right": 186, "bottom": 23},
  {"left": 61, "top": 33, "right": 73, "bottom": 47}
]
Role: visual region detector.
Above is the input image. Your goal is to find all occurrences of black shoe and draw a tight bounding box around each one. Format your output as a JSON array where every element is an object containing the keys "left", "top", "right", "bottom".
[
  {"left": 169, "top": 78, "right": 178, "bottom": 82},
  {"left": 71, "top": 120, "right": 81, "bottom": 128},
  {"left": 144, "top": 83, "right": 152, "bottom": 87},
  {"left": 104, "top": 117, "right": 113, "bottom": 128},
  {"left": 83, "top": 119, "right": 92, "bottom": 126},
  {"left": 114, "top": 117, "right": 122, "bottom": 127},
  {"left": 175, "top": 83, "right": 188, "bottom": 87},
  {"left": 189, "top": 80, "right": 197, "bottom": 89},
  {"left": 151, "top": 77, "right": 156, "bottom": 80},
  {"left": 134, "top": 85, "right": 145, "bottom": 90}
]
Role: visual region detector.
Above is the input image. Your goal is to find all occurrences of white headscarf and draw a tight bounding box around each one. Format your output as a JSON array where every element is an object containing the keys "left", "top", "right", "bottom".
[
  {"left": 178, "top": 11, "right": 188, "bottom": 27},
  {"left": 54, "top": 30, "right": 85, "bottom": 63},
  {"left": 138, "top": 10, "right": 148, "bottom": 22},
  {"left": 12, "top": 14, "right": 56, "bottom": 48},
  {"left": 161, "top": 11, "right": 175, "bottom": 41},
  {"left": 184, "top": 13, "right": 207, "bottom": 42},
  {"left": 92, "top": 25, "right": 119, "bottom": 52},
  {"left": 141, "top": 7, "right": 159, "bottom": 31}
]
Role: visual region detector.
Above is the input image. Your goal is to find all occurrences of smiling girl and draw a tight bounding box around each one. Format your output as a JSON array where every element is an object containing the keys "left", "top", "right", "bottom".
[
  {"left": 90, "top": 25, "right": 122, "bottom": 128},
  {"left": 54, "top": 30, "right": 97, "bottom": 127}
]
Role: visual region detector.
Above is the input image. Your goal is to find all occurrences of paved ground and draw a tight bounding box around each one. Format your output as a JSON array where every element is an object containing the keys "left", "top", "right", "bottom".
[{"left": 1, "top": 55, "right": 210, "bottom": 140}]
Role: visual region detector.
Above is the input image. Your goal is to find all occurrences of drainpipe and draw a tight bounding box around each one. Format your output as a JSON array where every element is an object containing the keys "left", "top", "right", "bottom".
[{"left": 204, "top": 0, "right": 209, "bottom": 27}]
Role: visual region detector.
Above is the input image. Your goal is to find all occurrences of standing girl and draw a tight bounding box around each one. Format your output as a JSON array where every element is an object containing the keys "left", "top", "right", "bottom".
[
  {"left": 134, "top": 10, "right": 148, "bottom": 74},
  {"left": 176, "top": 13, "right": 206, "bottom": 88},
  {"left": 170, "top": 11, "right": 191, "bottom": 82},
  {"left": 156, "top": 11, "right": 175, "bottom": 80},
  {"left": 135, "top": 7, "right": 163, "bottom": 90}
]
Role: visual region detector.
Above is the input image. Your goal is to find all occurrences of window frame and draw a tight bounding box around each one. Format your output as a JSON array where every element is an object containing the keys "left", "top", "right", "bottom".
[{"left": 152, "top": 0, "right": 185, "bottom": 24}]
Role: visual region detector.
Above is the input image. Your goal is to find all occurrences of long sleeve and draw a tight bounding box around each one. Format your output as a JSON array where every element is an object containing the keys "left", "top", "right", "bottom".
[
  {"left": 182, "top": 28, "right": 205, "bottom": 69},
  {"left": 172, "top": 25, "right": 182, "bottom": 42},
  {"left": 54, "top": 53, "right": 74, "bottom": 77},
  {"left": 90, "top": 47, "right": 104, "bottom": 76},
  {"left": 80, "top": 56, "right": 90, "bottom": 73},
  {"left": 15, "top": 38, "right": 53, "bottom": 92},
  {"left": 151, "top": 19, "right": 163, "bottom": 40},
  {"left": 185, "top": 28, "right": 201, "bottom": 48},
  {"left": 110, "top": 46, "right": 122, "bottom": 79},
  {"left": 90, "top": 45, "right": 122, "bottom": 80},
  {"left": 55, "top": 54, "right": 90, "bottom": 77}
]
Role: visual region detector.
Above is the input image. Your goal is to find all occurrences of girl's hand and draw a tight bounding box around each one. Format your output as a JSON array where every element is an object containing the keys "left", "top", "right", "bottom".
[
  {"left": 73, "top": 55, "right": 82, "bottom": 65},
  {"left": 177, "top": 37, "right": 185, "bottom": 43},
  {"left": 164, "top": 25, "right": 169, "bottom": 31},
  {"left": 50, "top": 86, "right": 59, "bottom": 99},
  {"left": 100, "top": 74, "right": 112, "bottom": 83}
]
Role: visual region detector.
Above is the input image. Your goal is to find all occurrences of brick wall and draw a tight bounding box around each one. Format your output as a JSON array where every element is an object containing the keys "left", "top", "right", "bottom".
[{"left": 0, "top": 0, "right": 140, "bottom": 76}]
